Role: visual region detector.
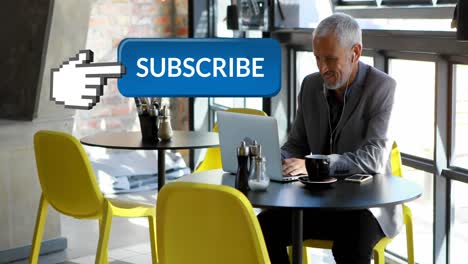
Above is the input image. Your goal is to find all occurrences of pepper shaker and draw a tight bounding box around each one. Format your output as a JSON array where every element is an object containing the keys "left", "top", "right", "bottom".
[
  {"left": 236, "top": 141, "right": 250, "bottom": 194},
  {"left": 249, "top": 140, "right": 260, "bottom": 175}
]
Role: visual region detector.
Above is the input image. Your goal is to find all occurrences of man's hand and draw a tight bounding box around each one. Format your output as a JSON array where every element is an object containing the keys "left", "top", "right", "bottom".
[
  {"left": 51, "top": 50, "right": 125, "bottom": 110},
  {"left": 282, "top": 158, "right": 307, "bottom": 176}
]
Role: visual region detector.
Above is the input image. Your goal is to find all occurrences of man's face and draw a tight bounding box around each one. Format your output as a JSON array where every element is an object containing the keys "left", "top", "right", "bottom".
[{"left": 313, "top": 34, "right": 353, "bottom": 90}]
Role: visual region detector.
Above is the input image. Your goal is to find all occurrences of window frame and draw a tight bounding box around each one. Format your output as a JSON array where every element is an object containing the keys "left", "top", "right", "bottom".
[
  {"left": 333, "top": 0, "right": 456, "bottom": 19},
  {"left": 337, "top": 0, "right": 378, "bottom": 6},
  {"left": 380, "top": 0, "right": 433, "bottom": 6}
]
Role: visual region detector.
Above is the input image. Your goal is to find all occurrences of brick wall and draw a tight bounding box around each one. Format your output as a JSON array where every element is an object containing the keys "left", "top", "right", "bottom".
[
  {"left": 74, "top": 0, "right": 189, "bottom": 138},
  {"left": 73, "top": 0, "right": 189, "bottom": 159}
]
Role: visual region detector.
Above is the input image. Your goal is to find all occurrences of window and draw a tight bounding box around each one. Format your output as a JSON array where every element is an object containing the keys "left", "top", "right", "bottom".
[
  {"left": 212, "top": 98, "right": 263, "bottom": 110},
  {"left": 269, "top": 12, "right": 465, "bottom": 262},
  {"left": 216, "top": 0, "right": 234, "bottom": 37},
  {"left": 450, "top": 180, "right": 468, "bottom": 263},
  {"left": 335, "top": 0, "right": 456, "bottom": 27},
  {"left": 212, "top": 98, "right": 236, "bottom": 108},
  {"left": 359, "top": 55, "right": 374, "bottom": 66},
  {"left": 274, "top": 1, "right": 332, "bottom": 29},
  {"left": 357, "top": 18, "right": 454, "bottom": 31},
  {"left": 296, "top": 51, "right": 318, "bottom": 99},
  {"left": 437, "top": 0, "right": 456, "bottom": 3},
  {"left": 389, "top": 59, "right": 435, "bottom": 160},
  {"left": 452, "top": 64, "right": 468, "bottom": 169},
  {"left": 210, "top": 97, "right": 263, "bottom": 127},
  {"left": 245, "top": 97, "right": 263, "bottom": 109},
  {"left": 210, "top": 97, "right": 263, "bottom": 132},
  {"left": 337, "top": 0, "right": 455, "bottom": 7},
  {"left": 386, "top": 166, "right": 434, "bottom": 264},
  {"left": 386, "top": 59, "right": 435, "bottom": 263},
  {"left": 210, "top": 0, "right": 264, "bottom": 125}
]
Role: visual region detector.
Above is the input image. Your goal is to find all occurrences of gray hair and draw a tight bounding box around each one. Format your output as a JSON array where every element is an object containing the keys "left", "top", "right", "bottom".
[{"left": 313, "top": 13, "right": 362, "bottom": 49}]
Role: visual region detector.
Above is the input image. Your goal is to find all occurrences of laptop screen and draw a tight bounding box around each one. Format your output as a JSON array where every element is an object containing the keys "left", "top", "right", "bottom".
[{"left": 217, "top": 111, "right": 284, "bottom": 180}]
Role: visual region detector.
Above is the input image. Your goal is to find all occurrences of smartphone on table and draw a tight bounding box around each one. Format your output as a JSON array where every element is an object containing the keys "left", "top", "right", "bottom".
[{"left": 345, "top": 174, "right": 373, "bottom": 183}]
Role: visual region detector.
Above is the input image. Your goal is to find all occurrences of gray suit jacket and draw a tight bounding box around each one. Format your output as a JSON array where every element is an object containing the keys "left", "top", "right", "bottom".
[{"left": 281, "top": 62, "right": 401, "bottom": 238}]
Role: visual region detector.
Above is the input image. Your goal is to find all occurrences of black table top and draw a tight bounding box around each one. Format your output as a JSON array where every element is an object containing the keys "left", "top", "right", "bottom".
[
  {"left": 80, "top": 130, "right": 219, "bottom": 150},
  {"left": 179, "top": 169, "right": 422, "bottom": 210}
]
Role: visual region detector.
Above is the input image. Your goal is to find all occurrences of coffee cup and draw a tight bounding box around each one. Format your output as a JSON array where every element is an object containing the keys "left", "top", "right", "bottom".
[{"left": 305, "top": 154, "right": 330, "bottom": 181}]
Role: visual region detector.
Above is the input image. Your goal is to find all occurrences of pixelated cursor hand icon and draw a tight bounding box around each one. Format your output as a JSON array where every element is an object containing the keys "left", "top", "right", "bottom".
[{"left": 51, "top": 50, "right": 125, "bottom": 110}]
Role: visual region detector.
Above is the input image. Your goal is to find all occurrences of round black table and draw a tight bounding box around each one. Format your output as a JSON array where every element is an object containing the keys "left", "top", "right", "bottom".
[
  {"left": 179, "top": 169, "right": 422, "bottom": 264},
  {"left": 80, "top": 130, "right": 219, "bottom": 190}
]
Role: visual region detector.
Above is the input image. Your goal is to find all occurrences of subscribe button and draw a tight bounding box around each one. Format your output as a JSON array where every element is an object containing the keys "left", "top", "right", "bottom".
[{"left": 117, "top": 38, "right": 281, "bottom": 97}]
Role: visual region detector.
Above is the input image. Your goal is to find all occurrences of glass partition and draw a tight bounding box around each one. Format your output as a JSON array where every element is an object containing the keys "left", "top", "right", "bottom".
[
  {"left": 452, "top": 64, "right": 468, "bottom": 169},
  {"left": 450, "top": 180, "right": 468, "bottom": 263},
  {"left": 386, "top": 166, "right": 434, "bottom": 264},
  {"left": 388, "top": 59, "right": 435, "bottom": 160}
]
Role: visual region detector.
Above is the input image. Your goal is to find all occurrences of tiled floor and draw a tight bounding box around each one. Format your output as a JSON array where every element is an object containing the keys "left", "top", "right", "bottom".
[
  {"left": 18, "top": 243, "right": 335, "bottom": 264},
  {"left": 12, "top": 191, "right": 158, "bottom": 264},
  {"left": 66, "top": 243, "right": 153, "bottom": 264},
  {"left": 12, "top": 189, "right": 338, "bottom": 264},
  {"left": 11, "top": 221, "right": 155, "bottom": 264},
  {"left": 21, "top": 245, "right": 334, "bottom": 264},
  {"left": 62, "top": 191, "right": 157, "bottom": 263}
]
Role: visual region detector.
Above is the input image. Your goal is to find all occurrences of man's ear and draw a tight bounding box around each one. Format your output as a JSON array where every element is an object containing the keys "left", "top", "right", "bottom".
[{"left": 351, "top": 44, "right": 362, "bottom": 63}]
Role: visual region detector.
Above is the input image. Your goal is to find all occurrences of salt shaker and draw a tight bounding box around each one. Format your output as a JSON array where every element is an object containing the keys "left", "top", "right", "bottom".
[
  {"left": 248, "top": 150, "right": 270, "bottom": 191},
  {"left": 158, "top": 106, "right": 173, "bottom": 141},
  {"left": 235, "top": 141, "right": 250, "bottom": 194}
]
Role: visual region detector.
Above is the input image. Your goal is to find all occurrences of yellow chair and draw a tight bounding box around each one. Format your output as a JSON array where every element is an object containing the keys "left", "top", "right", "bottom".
[
  {"left": 156, "top": 181, "right": 270, "bottom": 264},
  {"left": 30, "top": 130, "right": 158, "bottom": 264},
  {"left": 195, "top": 108, "right": 267, "bottom": 173},
  {"left": 295, "top": 142, "right": 414, "bottom": 264}
]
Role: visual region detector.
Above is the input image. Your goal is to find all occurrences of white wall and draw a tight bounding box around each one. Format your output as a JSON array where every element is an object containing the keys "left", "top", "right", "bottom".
[{"left": 0, "top": 0, "right": 93, "bottom": 251}]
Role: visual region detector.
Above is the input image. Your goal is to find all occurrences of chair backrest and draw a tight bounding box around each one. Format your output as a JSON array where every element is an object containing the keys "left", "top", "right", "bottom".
[
  {"left": 34, "top": 130, "right": 104, "bottom": 218},
  {"left": 390, "top": 142, "right": 403, "bottom": 177},
  {"left": 156, "top": 181, "right": 270, "bottom": 264},
  {"left": 212, "top": 108, "right": 267, "bottom": 132}
]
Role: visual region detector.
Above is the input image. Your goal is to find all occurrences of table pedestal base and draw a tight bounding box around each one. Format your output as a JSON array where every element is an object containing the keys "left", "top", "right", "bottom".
[
  {"left": 292, "top": 209, "right": 303, "bottom": 264},
  {"left": 158, "top": 150, "right": 165, "bottom": 190}
]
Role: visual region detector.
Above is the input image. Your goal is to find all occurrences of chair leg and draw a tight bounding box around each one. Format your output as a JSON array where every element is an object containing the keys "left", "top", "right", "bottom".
[
  {"left": 147, "top": 214, "right": 158, "bottom": 264},
  {"left": 288, "top": 246, "right": 292, "bottom": 263},
  {"left": 287, "top": 245, "right": 309, "bottom": 264},
  {"left": 98, "top": 219, "right": 109, "bottom": 263},
  {"left": 406, "top": 215, "right": 415, "bottom": 264},
  {"left": 96, "top": 202, "right": 112, "bottom": 264},
  {"left": 29, "top": 194, "right": 49, "bottom": 264},
  {"left": 373, "top": 247, "right": 385, "bottom": 264},
  {"left": 302, "top": 247, "right": 309, "bottom": 264}
]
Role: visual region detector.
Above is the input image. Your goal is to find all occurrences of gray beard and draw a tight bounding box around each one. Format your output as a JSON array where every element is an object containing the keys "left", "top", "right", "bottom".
[
  {"left": 323, "top": 78, "right": 347, "bottom": 90},
  {"left": 323, "top": 68, "right": 352, "bottom": 90}
]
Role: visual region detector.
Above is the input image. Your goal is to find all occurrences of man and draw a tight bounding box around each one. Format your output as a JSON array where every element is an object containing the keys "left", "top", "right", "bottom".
[{"left": 258, "top": 13, "right": 400, "bottom": 264}]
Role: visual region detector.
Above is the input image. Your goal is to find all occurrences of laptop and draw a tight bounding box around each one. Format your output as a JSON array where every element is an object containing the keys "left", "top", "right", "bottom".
[{"left": 217, "top": 111, "right": 301, "bottom": 182}]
